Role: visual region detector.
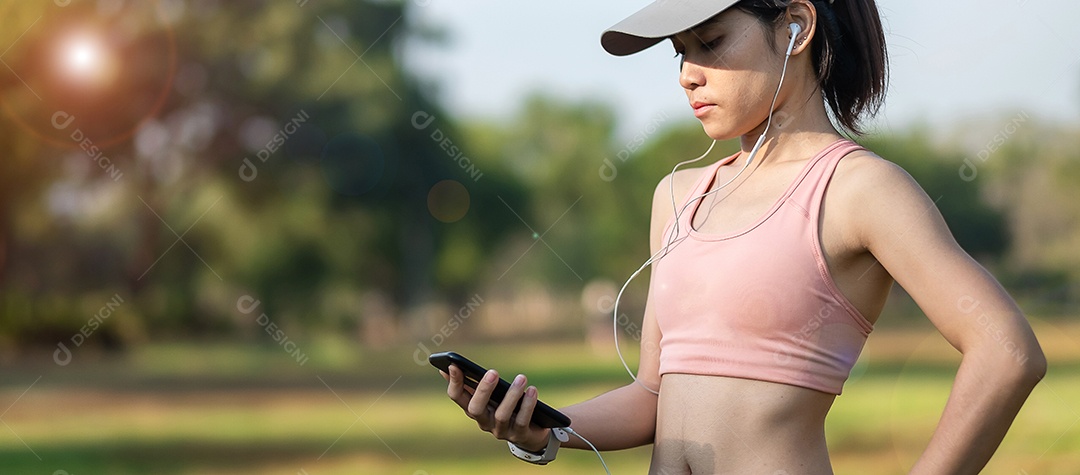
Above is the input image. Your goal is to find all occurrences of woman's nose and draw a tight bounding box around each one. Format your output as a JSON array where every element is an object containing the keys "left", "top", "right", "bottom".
[{"left": 679, "top": 58, "right": 704, "bottom": 90}]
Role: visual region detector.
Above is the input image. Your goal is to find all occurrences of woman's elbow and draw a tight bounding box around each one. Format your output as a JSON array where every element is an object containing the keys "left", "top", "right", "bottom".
[
  {"left": 1001, "top": 336, "right": 1046, "bottom": 390},
  {"left": 973, "top": 332, "right": 1046, "bottom": 389},
  {"left": 1014, "top": 320, "right": 1048, "bottom": 386},
  {"left": 1020, "top": 342, "right": 1047, "bottom": 385}
]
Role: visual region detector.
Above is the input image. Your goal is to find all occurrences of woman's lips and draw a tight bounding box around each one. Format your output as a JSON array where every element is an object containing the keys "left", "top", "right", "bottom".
[{"left": 691, "top": 101, "right": 715, "bottom": 118}]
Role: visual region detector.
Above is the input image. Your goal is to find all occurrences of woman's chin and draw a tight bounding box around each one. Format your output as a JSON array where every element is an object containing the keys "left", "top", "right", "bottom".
[{"left": 698, "top": 122, "right": 741, "bottom": 142}]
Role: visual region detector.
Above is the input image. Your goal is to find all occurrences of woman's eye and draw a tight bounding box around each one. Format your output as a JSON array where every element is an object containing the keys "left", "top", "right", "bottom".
[{"left": 704, "top": 37, "right": 723, "bottom": 51}]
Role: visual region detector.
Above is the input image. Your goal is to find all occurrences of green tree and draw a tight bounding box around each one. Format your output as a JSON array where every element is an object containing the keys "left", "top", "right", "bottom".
[{"left": 0, "top": 0, "right": 529, "bottom": 346}]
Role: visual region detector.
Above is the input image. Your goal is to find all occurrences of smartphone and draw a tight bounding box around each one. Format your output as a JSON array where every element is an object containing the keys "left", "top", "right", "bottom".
[{"left": 429, "top": 351, "right": 571, "bottom": 429}]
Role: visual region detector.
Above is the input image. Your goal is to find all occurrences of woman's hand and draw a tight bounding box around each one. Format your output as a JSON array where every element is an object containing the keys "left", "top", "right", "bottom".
[{"left": 441, "top": 365, "right": 551, "bottom": 452}]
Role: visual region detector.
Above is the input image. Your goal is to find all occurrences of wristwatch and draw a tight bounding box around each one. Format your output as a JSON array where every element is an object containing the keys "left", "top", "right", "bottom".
[{"left": 507, "top": 427, "right": 570, "bottom": 465}]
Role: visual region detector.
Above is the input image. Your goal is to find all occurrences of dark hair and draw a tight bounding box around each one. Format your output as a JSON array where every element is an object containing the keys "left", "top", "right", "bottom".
[{"left": 736, "top": 0, "right": 888, "bottom": 134}]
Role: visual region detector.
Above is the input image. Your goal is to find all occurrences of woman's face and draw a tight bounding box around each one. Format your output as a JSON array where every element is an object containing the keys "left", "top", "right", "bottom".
[{"left": 673, "top": 10, "right": 788, "bottom": 141}]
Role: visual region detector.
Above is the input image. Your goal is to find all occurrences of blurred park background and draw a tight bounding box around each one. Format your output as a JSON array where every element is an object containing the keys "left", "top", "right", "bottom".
[{"left": 0, "top": 0, "right": 1078, "bottom": 474}]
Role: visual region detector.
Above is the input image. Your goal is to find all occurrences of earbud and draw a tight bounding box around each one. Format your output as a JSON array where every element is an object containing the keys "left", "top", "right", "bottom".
[{"left": 785, "top": 23, "right": 802, "bottom": 56}]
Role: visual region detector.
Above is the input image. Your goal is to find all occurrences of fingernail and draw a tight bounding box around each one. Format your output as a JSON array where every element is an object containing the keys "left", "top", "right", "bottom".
[
  {"left": 512, "top": 374, "right": 525, "bottom": 387},
  {"left": 484, "top": 370, "right": 497, "bottom": 383}
]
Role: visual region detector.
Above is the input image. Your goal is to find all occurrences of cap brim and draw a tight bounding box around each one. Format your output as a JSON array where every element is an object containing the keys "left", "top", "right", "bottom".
[{"left": 601, "top": 0, "right": 740, "bottom": 56}]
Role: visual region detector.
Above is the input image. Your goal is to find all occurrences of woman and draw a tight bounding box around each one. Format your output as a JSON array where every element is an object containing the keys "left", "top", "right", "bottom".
[{"left": 442, "top": 0, "right": 1046, "bottom": 473}]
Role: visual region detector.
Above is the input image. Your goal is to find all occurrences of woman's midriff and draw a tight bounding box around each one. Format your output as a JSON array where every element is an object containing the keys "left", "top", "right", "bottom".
[{"left": 651, "top": 373, "right": 836, "bottom": 475}]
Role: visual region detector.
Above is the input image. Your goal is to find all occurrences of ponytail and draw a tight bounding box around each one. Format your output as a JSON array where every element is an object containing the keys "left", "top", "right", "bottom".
[{"left": 737, "top": 0, "right": 889, "bottom": 134}]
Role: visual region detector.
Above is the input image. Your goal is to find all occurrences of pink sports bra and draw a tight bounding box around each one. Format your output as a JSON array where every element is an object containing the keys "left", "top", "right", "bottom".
[{"left": 650, "top": 139, "right": 874, "bottom": 395}]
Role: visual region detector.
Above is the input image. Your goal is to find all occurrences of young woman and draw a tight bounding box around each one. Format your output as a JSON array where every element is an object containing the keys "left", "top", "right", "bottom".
[{"left": 442, "top": 0, "right": 1046, "bottom": 473}]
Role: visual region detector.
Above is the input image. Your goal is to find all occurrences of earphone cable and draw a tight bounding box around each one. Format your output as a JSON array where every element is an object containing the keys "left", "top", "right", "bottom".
[{"left": 564, "top": 427, "right": 611, "bottom": 475}]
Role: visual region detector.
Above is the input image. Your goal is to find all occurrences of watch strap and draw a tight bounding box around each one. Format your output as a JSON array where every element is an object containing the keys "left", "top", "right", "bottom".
[{"left": 508, "top": 427, "right": 569, "bottom": 465}]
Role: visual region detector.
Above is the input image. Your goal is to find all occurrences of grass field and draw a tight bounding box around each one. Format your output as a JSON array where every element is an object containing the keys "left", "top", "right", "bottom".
[{"left": 1, "top": 319, "right": 1078, "bottom": 474}]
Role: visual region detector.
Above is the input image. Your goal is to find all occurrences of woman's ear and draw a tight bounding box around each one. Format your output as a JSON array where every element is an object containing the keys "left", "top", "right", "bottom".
[{"left": 785, "top": 0, "right": 818, "bottom": 55}]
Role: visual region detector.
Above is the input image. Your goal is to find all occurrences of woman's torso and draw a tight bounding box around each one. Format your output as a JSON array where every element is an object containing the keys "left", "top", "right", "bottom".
[
  {"left": 649, "top": 138, "right": 893, "bottom": 474},
  {"left": 653, "top": 375, "right": 835, "bottom": 474}
]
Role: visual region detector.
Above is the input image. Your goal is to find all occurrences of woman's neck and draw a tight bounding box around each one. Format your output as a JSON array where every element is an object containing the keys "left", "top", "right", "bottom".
[{"left": 736, "top": 89, "right": 841, "bottom": 167}]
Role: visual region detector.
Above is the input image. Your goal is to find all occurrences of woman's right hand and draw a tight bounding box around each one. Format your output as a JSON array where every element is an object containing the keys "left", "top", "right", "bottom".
[{"left": 441, "top": 364, "right": 551, "bottom": 452}]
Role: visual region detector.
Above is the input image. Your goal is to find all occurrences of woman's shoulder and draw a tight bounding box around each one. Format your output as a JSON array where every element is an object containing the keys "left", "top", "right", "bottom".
[
  {"left": 832, "top": 147, "right": 921, "bottom": 198},
  {"left": 648, "top": 164, "right": 716, "bottom": 244},
  {"left": 653, "top": 164, "right": 714, "bottom": 204},
  {"left": 829, "top": 147, "right": 937, "bottom": 237}
]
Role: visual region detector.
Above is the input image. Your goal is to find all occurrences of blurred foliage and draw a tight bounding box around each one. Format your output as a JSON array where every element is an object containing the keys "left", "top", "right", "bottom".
[
  {"left": 0, "top": 1, "right": 1077, "bottom": 352},
  {"left": 0, "top": 0, "right": 528, "bottom": 348}
]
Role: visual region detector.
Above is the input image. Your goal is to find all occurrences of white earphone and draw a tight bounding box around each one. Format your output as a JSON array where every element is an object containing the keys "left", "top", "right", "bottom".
[
  {"left": 611, "top": 21, "right": 807, "bottom": 396},
  {"left": 787, "top": 23, "right": 802, "bottom": 56}
]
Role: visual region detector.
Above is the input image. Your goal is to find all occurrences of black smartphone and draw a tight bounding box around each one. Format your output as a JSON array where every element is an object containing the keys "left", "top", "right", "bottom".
[{"left": 429, "top": 351, "right": 572, "bottom": 429}]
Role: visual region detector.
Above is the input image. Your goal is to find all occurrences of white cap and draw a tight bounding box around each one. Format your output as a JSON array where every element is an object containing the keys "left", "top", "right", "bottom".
[{"left": 600, "top": 0, "right": 742, "bottom": 56}]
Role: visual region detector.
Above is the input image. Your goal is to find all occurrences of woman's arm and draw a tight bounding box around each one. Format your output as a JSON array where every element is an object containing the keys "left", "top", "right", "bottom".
[
  {"left": 843, "top": 156, "right": 1047, "bottom": 474},
  {"left": 443, "top": 171, "right": 690, "bottom": 452},
  {"left": 556, "top": 382, "right": 659, "bottom": 450},
  {"left": 442, "top": 367, "right": 658, "bottom": 451}
]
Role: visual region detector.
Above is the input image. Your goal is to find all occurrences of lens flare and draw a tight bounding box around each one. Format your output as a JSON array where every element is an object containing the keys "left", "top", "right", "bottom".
[
  {"left": 68, "top": 41, "right": 100, "bottom": 71},
  {"left": 56, "top": 33, "right": 117, "bottom": 86}
]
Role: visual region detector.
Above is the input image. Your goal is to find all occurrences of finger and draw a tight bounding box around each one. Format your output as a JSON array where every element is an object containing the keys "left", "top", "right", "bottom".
[
  {"left": 493, "top": 374, "right": 528, "bottom": 430},
  {"left": 514, "top": 385, "right": 539, "bottom": 428},
  {"left": 466, "top": 369, "right": 499, "bottom": 420},
  {"left": 511, "top": 386, "right": 550, "bottom": 450},
  {"left": 446, "top": 366, "right": 472, "bottom": 408},
  {"left": 446, "top": 365, "right": 463, "bottom": 398},
  {"left": 439, "top": 370, "right": 449, "bottom": 382},
  {"left": 451, "top": 365, "right": 477, "bottom": 396}
]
